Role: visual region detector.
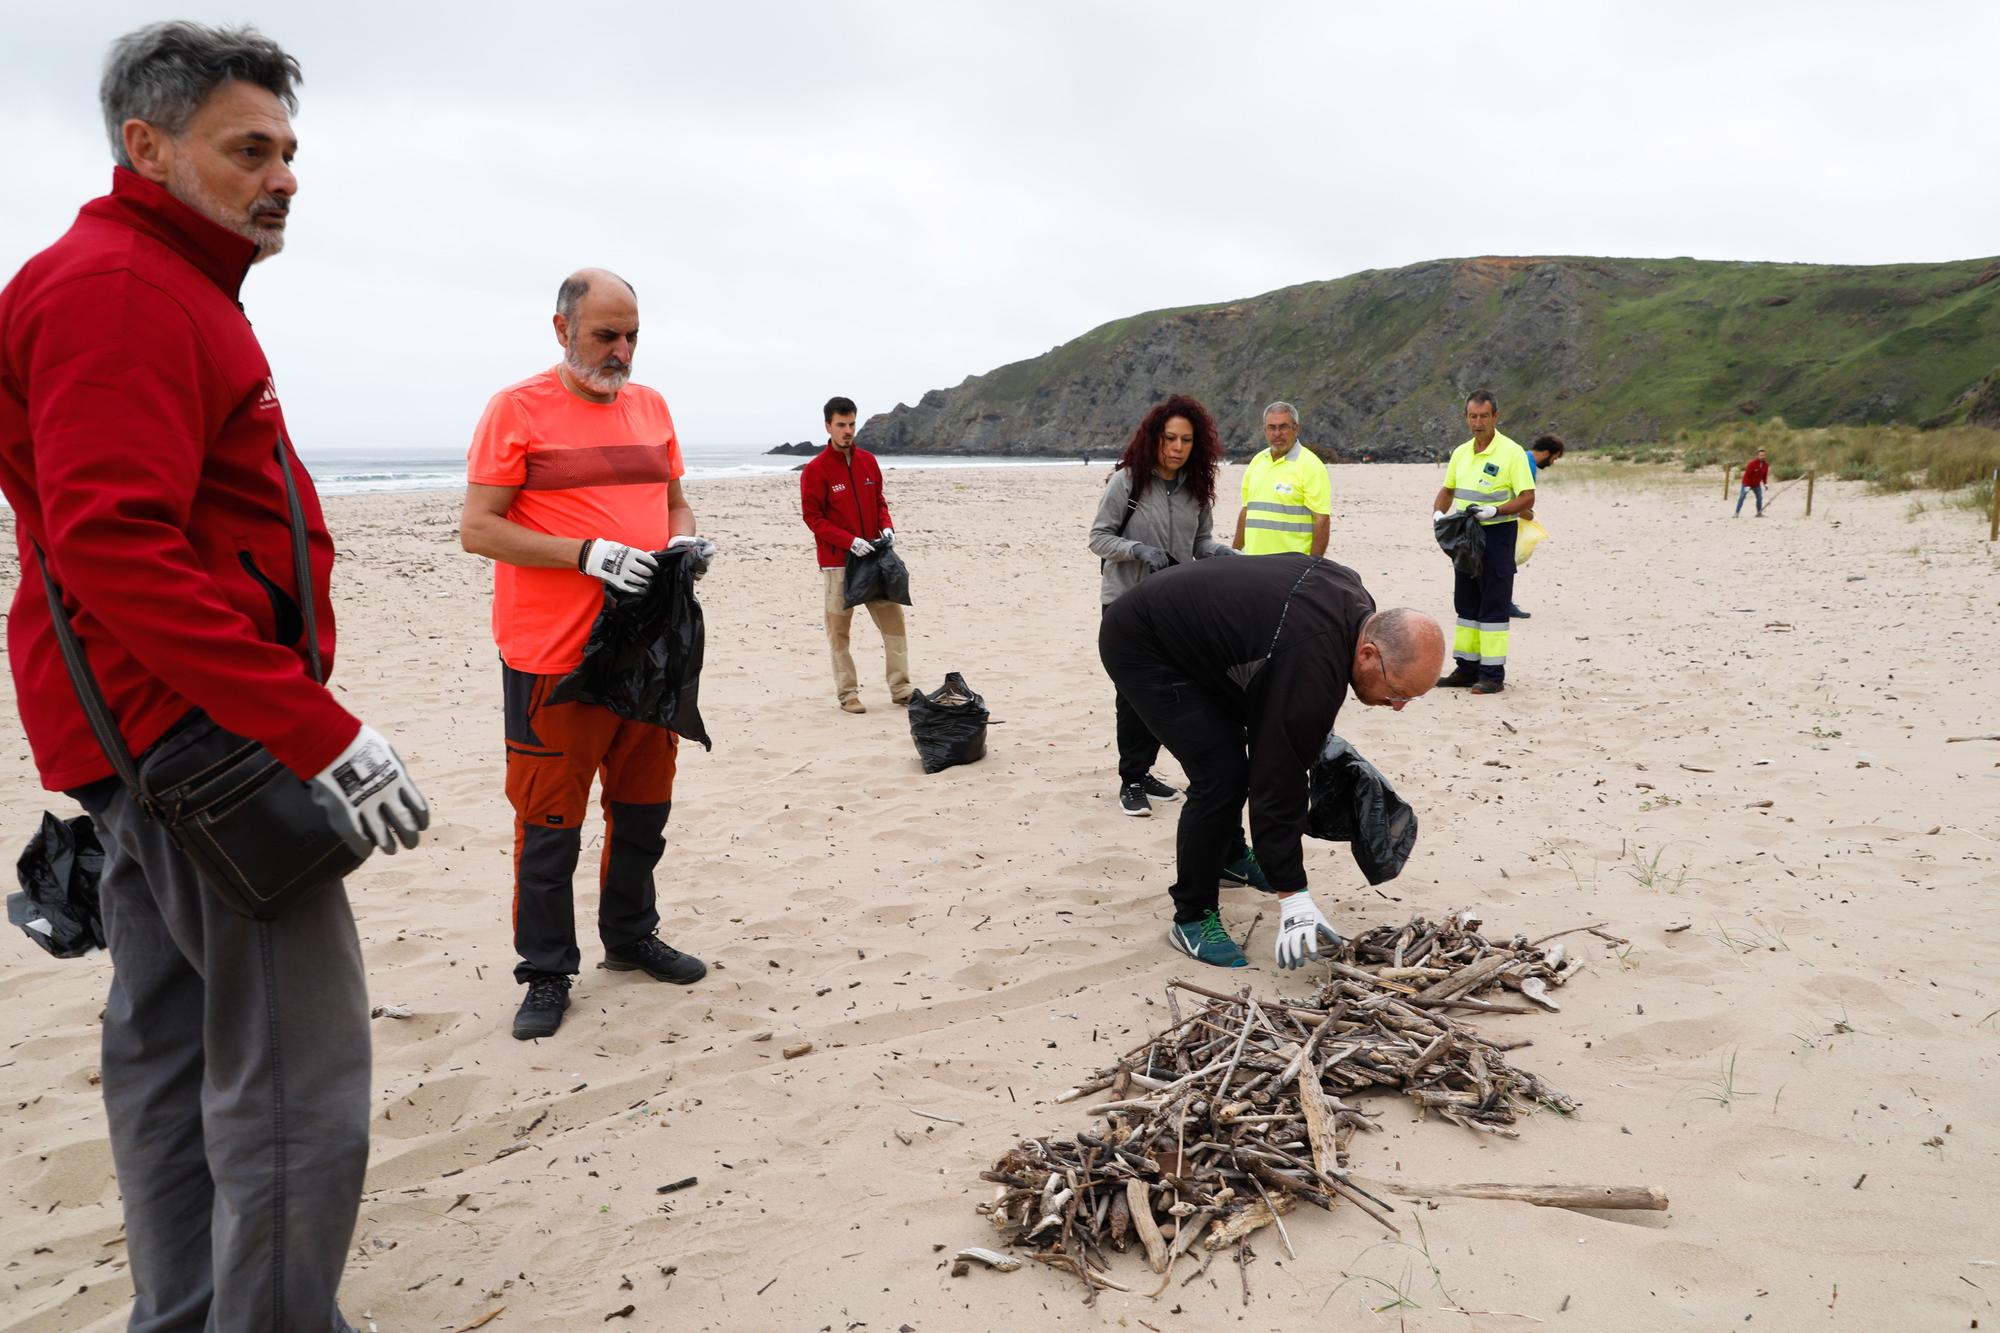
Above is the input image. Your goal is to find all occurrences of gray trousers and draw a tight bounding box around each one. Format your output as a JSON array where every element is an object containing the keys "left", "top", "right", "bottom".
[{"left": 85, "top": 782, "right": 370, "bottom": 1332}]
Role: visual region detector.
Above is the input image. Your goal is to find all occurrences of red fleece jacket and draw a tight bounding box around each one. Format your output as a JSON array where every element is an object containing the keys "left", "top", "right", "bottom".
[
  {"left": 0, "top": 170, "right": 358, "bottom": 791},
  {"left": 800, "top": 443, "right": 895, "bottom": 568},
  {"left": 1742, "top": 458, "right": 1769, "bottom": 487}
]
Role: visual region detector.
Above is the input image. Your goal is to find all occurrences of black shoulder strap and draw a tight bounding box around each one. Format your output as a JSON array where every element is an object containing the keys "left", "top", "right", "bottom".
[
  {"left": 34, "top": 436, "right": 323, "bottom": 798},
  {"left": 1112, "top": 473, "right": 1141, "bottom": 538}
]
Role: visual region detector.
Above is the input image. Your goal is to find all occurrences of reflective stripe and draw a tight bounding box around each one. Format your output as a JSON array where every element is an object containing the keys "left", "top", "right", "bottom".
[
  {"left": 1480, "top": 655, "right": 1508, "bottom": 665},
  {"left": 1479, "top": 622, "right": 1509, "bottom": 634},
  {"left": 1454, "top": 486, "right": 1512, "bottom": 503},
  {"left": 1246, "top": 500, "right": 1315, "bottom": 517},
  {"left": 1455, "top": 617, "right": 1478, "bottom": 628},
  {"left": 1244, "top": 516, "right": 1316, "bottom": 533}
]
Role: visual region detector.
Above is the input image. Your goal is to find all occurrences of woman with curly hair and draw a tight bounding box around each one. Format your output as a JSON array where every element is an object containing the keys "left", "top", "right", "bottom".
[{"left": 1088, "top": 394, "right": 1235, "bottom": 816}]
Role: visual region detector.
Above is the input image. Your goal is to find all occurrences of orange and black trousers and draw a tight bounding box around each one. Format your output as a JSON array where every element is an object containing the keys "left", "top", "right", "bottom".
[{"left": 504, "top": 665, "right": 677, "bottom": 983}]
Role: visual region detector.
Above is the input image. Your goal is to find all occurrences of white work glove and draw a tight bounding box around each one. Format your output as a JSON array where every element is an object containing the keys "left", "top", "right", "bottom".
[
  {"left": 849, "top": 537, "right": 875, "bottom": 558},
  {"left": 579, "top": 539, "right": 658, "bottom": 595},
  {"left": 309, "top": 724, "right": 430, "bottom": 856},
  {"left": 1431, "top": 510, "right": 1449, "bottom": 524},
  {"left": 1469, "top": 504, "right": 1500, "bottom": 521},
  {"left": 667, "top": 534, "right": 717, "bottom": 579},
  {"left": 1275, "top": 890, "right": 1343, "bottom": 970},
  {"left": 877, "top": 528, "right": 895, "bottom": 548}
]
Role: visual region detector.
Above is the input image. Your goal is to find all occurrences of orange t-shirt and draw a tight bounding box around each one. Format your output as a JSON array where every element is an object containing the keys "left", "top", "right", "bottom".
[{"left": 467, "top": 367, "right": 684, "bottom": 673}]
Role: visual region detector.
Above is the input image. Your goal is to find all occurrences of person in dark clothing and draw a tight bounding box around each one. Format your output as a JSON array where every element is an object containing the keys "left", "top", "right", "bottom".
[{"left": 1098, "top": 555, "right": 1445, "bottom": 968}]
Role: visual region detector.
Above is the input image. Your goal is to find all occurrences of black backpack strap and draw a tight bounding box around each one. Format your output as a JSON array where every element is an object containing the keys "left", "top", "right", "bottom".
[{"left": 276, "top": 433, "right": 325, "bottom": 685}]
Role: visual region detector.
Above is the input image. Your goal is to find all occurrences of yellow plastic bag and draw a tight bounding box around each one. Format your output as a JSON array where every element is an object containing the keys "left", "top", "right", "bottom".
[{"left": 1516, "top": 518, "right": 1548, "bottom": 566}]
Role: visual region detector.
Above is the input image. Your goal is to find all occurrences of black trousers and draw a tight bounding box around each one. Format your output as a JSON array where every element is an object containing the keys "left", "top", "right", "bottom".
[
  {"left": 1099, "top": 629, "right": 1266, "bottom": 924},
  {"left": 1105, "top": 608, "right": 1163, "bottom": 784},
  {"left": 1450, "top": 520, "right": 1518, "bottom": 684}
]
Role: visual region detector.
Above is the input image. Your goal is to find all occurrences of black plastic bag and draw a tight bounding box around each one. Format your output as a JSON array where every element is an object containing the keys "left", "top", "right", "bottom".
[
  {"left": 9, "top": 811, "right": 107, "bottom": 957},
  {"left": 1433, "top": 509, "right": 1485, "bottom": 580},
  {"left": 550, "top": 546, "right": 711, "bottom": 749},
  {"left": 906, "top": 672, "right": 989, "bottom": 774},
  {"left": 843, "top": 545, "right": 912, "bottom": 609},
  {"left": 1305, "top": 736, "right": 1417, "bottom": 885}
]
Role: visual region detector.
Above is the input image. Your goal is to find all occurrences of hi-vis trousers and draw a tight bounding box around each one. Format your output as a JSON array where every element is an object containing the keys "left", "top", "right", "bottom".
[
  {"left": 822, "top": 568, "right": 911, "bottom": 704},
  {"left": 1452, "top": 520, "right": 1518, "bottom": 684},
  {"left": 504, "top": 666, "right": 677, "bottom": 983}
]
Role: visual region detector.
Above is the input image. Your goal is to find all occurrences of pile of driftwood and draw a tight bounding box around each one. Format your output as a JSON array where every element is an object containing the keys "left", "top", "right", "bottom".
[{"left": 973, "top": 914, "right": 1641, "bottom": 1300}]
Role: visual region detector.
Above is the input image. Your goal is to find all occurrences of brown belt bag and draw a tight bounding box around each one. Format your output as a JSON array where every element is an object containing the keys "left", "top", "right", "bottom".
[{"left": 34, "top": 439, "right": 366, "bottom": 920}]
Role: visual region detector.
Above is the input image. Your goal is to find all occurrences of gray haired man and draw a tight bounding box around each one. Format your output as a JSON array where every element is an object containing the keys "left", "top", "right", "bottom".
[{"left": 0, "top": 23, "right": 428, "bottom": 1329}]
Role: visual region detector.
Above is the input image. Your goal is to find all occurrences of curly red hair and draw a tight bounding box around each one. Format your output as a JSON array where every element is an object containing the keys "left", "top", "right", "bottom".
[{"left": 1115, "top": 394, "right": 1221, "bottom": 512}]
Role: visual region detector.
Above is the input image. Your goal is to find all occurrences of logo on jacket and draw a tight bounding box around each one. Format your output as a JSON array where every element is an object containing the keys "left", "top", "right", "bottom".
[
  {"left": 831, "top": 482, "right": 848, "bottom": 494},
  {"left": 1481, "top": 461, "right": 1499, "bottom": 478},
  {"left": 256, "top": 377, "right": 280, "bottom": 411}
]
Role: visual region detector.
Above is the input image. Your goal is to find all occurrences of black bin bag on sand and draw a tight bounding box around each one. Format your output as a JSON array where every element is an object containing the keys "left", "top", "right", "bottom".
[
  {"left": 1433, "top": 508, "right": 1485, "bottom": 580},
  {"left": 550, "top": 546, "right": 712, "bottom": 749},
  {"left": 1305, "top": 736, "right": 1417, "bottom": 885},
  {"left": 906, "top": 672, "right": 989, "bottom": 774},
  {"left": 842, "top": 545, "right": 912, "bottom": 609},
  {"left": 8, "top": 811, "right": 107, "bottom": 957}
]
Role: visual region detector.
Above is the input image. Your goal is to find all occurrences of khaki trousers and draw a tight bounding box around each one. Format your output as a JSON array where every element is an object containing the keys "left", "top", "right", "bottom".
[{"left": 822, "top": 568, "right": 911, "bottom": 703}]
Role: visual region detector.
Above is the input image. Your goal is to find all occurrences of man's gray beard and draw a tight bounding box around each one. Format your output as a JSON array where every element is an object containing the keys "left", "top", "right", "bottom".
[
  {"left": 165, "top": 157, "right": 287, "bottom": 259},
  {"left": 565, "top": 345, "right": 631, "bottom": 395}
]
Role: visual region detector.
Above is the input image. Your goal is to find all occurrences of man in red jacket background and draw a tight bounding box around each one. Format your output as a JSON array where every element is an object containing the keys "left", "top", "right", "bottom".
[
  {"left": 0, "top": 23, "right": 427, "bottom": 1328},
  {"left": 1736, "top": 447, "right": 1770, "bottom": 516},
  {"left": 800, "top": 397, "right": 912, "bottom": 712}
]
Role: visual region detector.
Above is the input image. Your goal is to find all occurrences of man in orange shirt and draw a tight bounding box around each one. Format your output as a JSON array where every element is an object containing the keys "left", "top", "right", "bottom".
[{"left": 461, "top": 267, "right": 713, "bottom": 1041}]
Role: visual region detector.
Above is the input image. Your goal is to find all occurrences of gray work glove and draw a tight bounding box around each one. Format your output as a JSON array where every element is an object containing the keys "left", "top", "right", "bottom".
[
  {"left": 1130, "top": 543, "right": 1172, "bottom": 574},
  {"left": 1469, "top": 504, "right": 1500, "bottom": 521},
  {"left": 877, "top": 528, "right": 895, "bottom": 548},
  {"left": 1275, "top": 890, "right": 1342, "bottom": 970},
  {"left": 849, "top": 537, "right": 875, "bottom": 558},
  {"left": 580, "top": 539, "right": 658, "bottom": 595},
  {"left": 667, "top": 534, "right": 717, "bottom": 579},
  {"left": 309, "top": 724, "right": 430, "bottom": 856}
]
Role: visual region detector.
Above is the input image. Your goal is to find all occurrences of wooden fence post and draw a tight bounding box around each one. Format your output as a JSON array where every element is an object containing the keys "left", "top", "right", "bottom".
[
  {"left": 1724, "top": 463, "right": 1731, "bottom": 500},
  {"left": 1805, "top": 470, "right": 1815, "bottom": 518},
  {"left": 1989, "top": 469, "right": 1998, "bottom": 542}
]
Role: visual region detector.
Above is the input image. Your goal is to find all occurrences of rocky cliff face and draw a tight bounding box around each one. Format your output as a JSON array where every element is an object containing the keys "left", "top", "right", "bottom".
[{"left": 859, "top": 255, "right": 2000, "bottom": 459}]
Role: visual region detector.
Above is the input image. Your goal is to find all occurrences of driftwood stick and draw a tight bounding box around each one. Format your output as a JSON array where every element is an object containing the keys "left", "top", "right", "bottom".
[{"left": 1386, "top": 1182, "right": 1668, "bottom": 1211}]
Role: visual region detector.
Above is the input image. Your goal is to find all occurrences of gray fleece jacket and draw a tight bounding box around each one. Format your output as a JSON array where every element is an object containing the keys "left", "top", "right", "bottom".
[{"left": 1087, "top": 466, "right": 1234, "bottom": 606}]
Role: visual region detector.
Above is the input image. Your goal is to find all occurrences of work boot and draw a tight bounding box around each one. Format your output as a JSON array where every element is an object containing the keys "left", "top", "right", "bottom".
[
  {"left": 892, "top": 689, "right": 915, "bottom": 705},
  {"left": 1138, "top": 773, "right": 1180, "bottom": 802},
  {"left": 1220, "top": 848, "right": 1271, "bottom": 891},
  {"left": 1168, "top": 910, "right": 1248, "bottom": 968},
  {"left": 1436, "top": 670, "right": 1478, "bottom": 688},
  {"left": 840, "top": 698, "right": 866, "bottom": 714},
  {"left": 512, "top": 974, "right": 572, "bottom": 1040},
  {"left": 602, "top": 935, "right": 708, "bottom": 985},
  {"left": 1471, "top": 679, "right": 1505, "bottom": 695},
  {"left": 1509, "top": 603, "right": 1531, "bottom": 619},
  {"left": 1119, "top": 782, "right": 1151, "bottom": 817}
]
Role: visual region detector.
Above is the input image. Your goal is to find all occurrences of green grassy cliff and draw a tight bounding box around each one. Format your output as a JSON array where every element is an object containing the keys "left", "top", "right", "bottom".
[{"left": 858, "top": 255, "right": 2000, "bottom": 459}]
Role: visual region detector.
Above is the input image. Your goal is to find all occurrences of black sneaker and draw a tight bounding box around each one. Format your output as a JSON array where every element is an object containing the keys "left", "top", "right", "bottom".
[
  {"left": 1137, "top": 773, "right": 1180, "bottom": 802},
  {"left": 512, "top": 975, "right": 571, "bottom": 1040},
  {"left": 602, "top": 935, "right": 708, "bottom": 985},
  {"left": 1118, "top": 782, "right": 1151, "bottom": 817}
]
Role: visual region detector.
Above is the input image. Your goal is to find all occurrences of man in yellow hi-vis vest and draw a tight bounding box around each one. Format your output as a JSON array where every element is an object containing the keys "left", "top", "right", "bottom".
[
  {"left": 1234, "top": 401, "right": 1330, "bottom": 556},
  {"left": 1431, "top": 390, "right": 1535, "bottom": 694}
]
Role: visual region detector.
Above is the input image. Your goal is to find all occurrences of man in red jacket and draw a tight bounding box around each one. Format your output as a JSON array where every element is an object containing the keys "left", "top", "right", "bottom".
[
  {"left": 1736, "top": 448, "right": 1770, "bottom": 516},
  {"left": 0, "top": 23, "right": 427, "bottom": 1328},
  {"left": 800, "top": 397, "right": 912, "bottom": 712}
]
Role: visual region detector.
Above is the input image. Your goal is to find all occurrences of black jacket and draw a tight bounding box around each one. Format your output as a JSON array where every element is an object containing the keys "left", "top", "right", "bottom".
[{"left": 1105, "top": 554, "right": 1374, "bottom": 891}]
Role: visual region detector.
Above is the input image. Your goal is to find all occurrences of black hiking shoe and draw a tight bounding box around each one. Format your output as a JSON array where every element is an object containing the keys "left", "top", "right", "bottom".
[
  {"left": 1119, "top": 782, "right": 1151, "bottom": 817},
  {"left": 1471, "top": 679, "right": 1505, "bottom": 695},
  {"left": 602, "top": 935, "right": 708, "bottom": 985},
  {"left": 1509, "top": 603, "right": 1531, "bottom": 619},
  {"left": 1137, "top": 773, "right": 1180, "bottom": 802},
  {"left": 1436, "top": 671, "right": 1478, "bottom": 688},
  {"left": 512, "top": 975, "right": 571, "bottom": 1040}
]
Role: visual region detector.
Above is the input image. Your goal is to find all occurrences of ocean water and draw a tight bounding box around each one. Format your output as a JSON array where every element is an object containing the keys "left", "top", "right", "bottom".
[{"left": 301, "top": 441, "right": 1090, "bottom": 495}]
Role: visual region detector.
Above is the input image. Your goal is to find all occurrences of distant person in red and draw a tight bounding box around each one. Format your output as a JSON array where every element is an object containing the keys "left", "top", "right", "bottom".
[
  {"left": 1736, "top": 448, "right": 1770, "bottom": 516},
  {"left": 801, "top": 397, "right": 911, "bottom": 712}
]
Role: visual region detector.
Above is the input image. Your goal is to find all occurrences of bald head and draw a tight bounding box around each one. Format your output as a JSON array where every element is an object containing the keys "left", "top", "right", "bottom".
[
  {"left": 1351, "top": 609, "right": 1447, "bottom": 710},
  {"left": 553, "top": 267, "right": 639, "bottom": 399}
]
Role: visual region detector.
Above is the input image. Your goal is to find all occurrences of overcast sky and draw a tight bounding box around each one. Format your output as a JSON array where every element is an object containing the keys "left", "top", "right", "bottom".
[{"left": 5, "top": 1, "right": 1994, "bottom": 456}]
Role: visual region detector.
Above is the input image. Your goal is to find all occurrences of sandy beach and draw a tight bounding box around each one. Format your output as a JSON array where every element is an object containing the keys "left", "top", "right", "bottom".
[{"left": 2, "top": 460, "right": 1996, "bottom": 1331}]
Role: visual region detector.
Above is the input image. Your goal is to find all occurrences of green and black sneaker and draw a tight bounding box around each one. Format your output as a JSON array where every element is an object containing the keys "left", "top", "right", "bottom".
[
  {"left": 1220, "top": 848, "right": 1271, "bottom": 891},
  {"left": 1168, "top": 910, "right": 1248, "bottom": 968}
]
